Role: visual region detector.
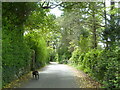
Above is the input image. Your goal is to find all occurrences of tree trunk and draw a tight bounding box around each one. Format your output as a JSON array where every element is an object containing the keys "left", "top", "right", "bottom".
[
  {"left": 110, "top": 2, "right": 115, "bottom": 46},
  {"left": 104, "top": 1, "right": 109, "bottom": 48},
  {"left": 91, "top": 3, "right": 97, "bottom": 49}
]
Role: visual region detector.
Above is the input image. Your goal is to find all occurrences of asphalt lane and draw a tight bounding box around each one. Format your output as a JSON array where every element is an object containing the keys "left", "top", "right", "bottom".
[{"left": 21, "top": 62, "right": 79, "bottom": 88}]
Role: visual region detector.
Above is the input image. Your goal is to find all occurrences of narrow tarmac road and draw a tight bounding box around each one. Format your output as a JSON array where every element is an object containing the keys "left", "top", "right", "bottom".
[{"left": 21, "top": 62, "right": 79, "bottom": 88}]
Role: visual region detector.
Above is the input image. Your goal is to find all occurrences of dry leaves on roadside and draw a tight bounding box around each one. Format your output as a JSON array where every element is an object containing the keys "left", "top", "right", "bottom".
[{"left": 68, "top": 65, "right": 102, "bottom": 88}]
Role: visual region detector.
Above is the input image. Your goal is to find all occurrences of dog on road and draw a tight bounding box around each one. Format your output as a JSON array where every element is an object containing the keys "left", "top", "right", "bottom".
[{"left": 32, "top": 70, "right": 39, "bottom": 80}]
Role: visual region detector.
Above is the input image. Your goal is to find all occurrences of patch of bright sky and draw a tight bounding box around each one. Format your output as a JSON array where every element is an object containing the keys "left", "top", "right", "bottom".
[
  {"left": 50, "top": 7, "right": 63, "bottom": 17},
  {"left": 50, "top": 1, "right": 111, "bottom": 17},
  {"left": 106, "top": 0, "right": 110, "bottom": 7}
]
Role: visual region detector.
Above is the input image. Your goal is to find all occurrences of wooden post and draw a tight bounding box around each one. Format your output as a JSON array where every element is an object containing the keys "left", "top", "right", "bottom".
[{"left": 31, "top": 50, "right": 35, "bottom": 71}]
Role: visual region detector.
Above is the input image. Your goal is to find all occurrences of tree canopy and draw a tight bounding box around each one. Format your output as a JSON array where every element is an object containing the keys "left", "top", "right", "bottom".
[{"left": 2, "top": 1, "right": 120, "bottom": 88}]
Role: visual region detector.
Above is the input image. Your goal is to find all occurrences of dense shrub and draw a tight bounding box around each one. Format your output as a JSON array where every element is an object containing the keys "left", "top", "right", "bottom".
[
  {"left": 70, "top": 48, "right": 120, "bottom": 88},
  {"left": 57, "top": 46, "right": 71, "bottom": 63},
  {"left": 47, "top": 47, "right": 54, "bottom": 62},
  {"left": 25, "top": 32, "right": 49, "bottom": 68},
  {"left": 82, "top": 49, "right": 102, "bottom": 74},
  {"left": 2, "top": 27, "right": 31, "bottom": 87},
  {"left": 47, "top": 47, "right": 58, "bottom": 62},
  {"left": 2, "top": 2, "right": 37, "bottom": 87},
  {"left": 69, "top": 48, "right": 81, "bottom": 64},
  {"left": 100, "top": 48, "right": 120, "bottom": 88}
]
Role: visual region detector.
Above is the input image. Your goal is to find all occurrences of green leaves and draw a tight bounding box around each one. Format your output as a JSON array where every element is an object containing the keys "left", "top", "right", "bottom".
[
  {"left": 2, "top": 2, "right": 37, "bottom": 26},
  {"left": 70, "top": 47, "right": 120, "bottom": 88},
  {"left": 25, "top": 31, "right": 49, "bottom": 67},
  {"left": 2, "top": 1, "right": 120, "bottom": 88},
  {"left": 2, "top": 26, "right": 31, "bottom": 87}
]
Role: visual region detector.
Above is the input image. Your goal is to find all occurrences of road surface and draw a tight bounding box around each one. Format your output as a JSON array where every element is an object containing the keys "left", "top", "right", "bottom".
[{"left": 21, "top": 62, "right": 79, "bottom": 88}]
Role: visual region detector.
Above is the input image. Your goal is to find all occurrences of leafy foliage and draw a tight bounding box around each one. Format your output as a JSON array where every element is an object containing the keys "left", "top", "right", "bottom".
[
  {"left": 25, "top": 32, "right": 49, "bottom": 67},
  {"left": 2, "top": 2, "right": 57, "bottom": 87},
  {"left": 2, "top": 22, "right": 31, "bottom": 86},
  {"left": 70, "top": 48, "right": 120, "bottom": 88},
  {"left": 61, "top": 2, "right": 120, "bottom": 88},
  {"left": 2, "top": 1, "right": 120, "bottom": 89}
]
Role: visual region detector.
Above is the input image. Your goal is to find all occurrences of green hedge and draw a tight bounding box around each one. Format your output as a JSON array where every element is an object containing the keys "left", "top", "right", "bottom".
[
  {"left": 69, "top": 48, "right": 120, "bottom": 88},
  {"left": 25, "top": 32, "right": 49, "bottom": 68},
  {"left": 2, "top": 27, "right": 31, "bottom": 87}
]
